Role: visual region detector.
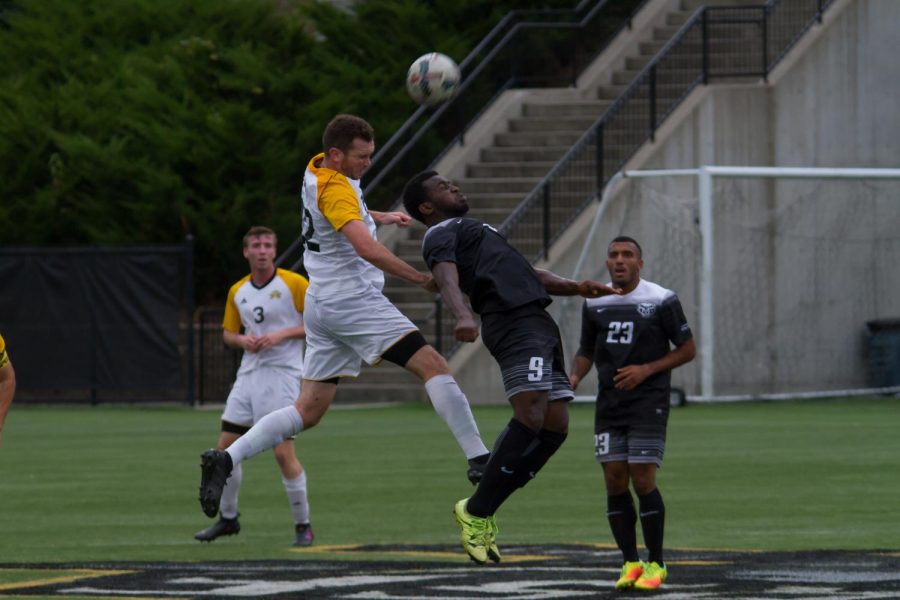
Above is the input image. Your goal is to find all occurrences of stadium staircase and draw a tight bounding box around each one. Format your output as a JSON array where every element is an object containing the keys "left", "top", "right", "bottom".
[{"left": 305, "top": 0, "right": 832, "bottom": 404}]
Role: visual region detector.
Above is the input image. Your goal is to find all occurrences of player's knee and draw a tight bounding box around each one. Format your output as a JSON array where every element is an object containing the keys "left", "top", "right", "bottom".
[
  {"left": 602, "top": 462, "right": 630, "bottom": 493},
  {"left": 542, "top": 404, "right": 569, "bottom": 433},
  {"left": 511, "top": 392, "right": 548, "bottom": 430},
  {"left": 405, "top": 345, "right": 450, "bottom": 380},
  {"left": 273, "top": 444, "right": 299, "bottom": 471},
  {"left": 297, "top": 402, "right": 326, "bottom": 429},
  {"left": 630, "top": 470, "right": 657, "bottom": 495}
]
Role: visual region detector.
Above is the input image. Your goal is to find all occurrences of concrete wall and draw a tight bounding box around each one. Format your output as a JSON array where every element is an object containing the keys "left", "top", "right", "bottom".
[{"left": 452, "top": 0, "right": 900, "bottom": 402}]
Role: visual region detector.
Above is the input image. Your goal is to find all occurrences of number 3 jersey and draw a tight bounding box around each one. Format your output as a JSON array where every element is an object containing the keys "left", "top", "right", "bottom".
[
  {"left": 223, "top": 268, "right": 309, "bottom": 376},
  {"left": 577, "top": 279, "right": 692, "bottom": 423}
]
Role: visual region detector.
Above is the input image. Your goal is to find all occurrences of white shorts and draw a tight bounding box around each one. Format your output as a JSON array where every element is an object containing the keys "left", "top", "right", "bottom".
[
  {"left": 222, "top": 366, "right": 302, "bottom": 427},
  {"left": 303, "top": 284, "right": 419, "bottom": 380}
]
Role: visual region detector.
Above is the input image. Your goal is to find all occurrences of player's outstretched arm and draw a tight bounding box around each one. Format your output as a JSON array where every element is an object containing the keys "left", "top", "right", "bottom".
[
  {"left": 369, "top": 210, "right": 412, "bottom": 228},
  {"left": 342, "top": 220, "right": 434, "bottom": 290},
  {"left": 431, "top": 262, "right": 479, "bottom": 343},
  {"left": 534, "top": 269, "right": 619, "bottom": 298}
]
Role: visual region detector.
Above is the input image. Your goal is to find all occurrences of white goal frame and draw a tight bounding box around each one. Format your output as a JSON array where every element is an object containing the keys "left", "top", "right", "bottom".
[{"left": 572, "top": 166, "right": 900, "bottom": 403}]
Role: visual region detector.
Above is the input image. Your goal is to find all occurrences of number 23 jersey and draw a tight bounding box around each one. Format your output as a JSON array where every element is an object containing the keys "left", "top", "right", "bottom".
[{"left": 577, "top": 279, "right": 692, "bottom": 421}]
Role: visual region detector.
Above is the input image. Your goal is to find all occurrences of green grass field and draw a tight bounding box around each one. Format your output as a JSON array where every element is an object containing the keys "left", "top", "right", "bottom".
[{"left": 0, "top": 397, "right": 898, "bottom": 564}]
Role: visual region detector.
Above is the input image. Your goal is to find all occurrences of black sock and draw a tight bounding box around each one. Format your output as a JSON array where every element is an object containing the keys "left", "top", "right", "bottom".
[
  {"left": 466, "top": 419, "right": 538, "bottom": 517},
  {"left": 638, "top": 488, "right": 665, "bottom": 564},
  {"left": 607, "top": 492, "right": 639, "bottom": 562},
  {"left": 485, "top": 428, "right": 567, "bottom": 514}
]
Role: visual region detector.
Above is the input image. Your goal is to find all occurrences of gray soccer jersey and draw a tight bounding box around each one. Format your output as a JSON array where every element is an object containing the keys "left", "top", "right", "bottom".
[{"left": 577, "top": 279, "right": 692, "bottom": 425}]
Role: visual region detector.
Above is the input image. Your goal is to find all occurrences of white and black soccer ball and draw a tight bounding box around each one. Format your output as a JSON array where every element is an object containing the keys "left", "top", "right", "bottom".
[{"left": 405, "top": 52, "right": 461, "bottom": 106}]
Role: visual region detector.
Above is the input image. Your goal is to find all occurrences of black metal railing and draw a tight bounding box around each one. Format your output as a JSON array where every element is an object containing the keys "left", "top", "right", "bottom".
[
  {"left": 360, "top": 0, "right": 649, "bottom": 210},
  {"left": 499, "top": 0, "right": 836, "bottom": 263},
  {"left": 276, "top": 0, "right": 647, "bottom": 272},
  {"left": 431, "top": 0, "right": 836, "bottom": 355}
]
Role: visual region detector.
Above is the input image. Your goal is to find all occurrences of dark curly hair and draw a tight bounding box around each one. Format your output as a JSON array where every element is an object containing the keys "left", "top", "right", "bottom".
[{"left": 402, "top": 170, "right": 438, "bottom": 223}]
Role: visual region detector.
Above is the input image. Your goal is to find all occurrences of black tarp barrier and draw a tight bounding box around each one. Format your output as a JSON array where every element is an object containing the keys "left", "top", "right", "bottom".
[{"left": 0, "top": 241, "right": 194, "bottom": 403}]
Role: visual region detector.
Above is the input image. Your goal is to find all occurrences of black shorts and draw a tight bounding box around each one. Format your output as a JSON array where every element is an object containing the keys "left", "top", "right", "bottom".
[{"left": 480, "top": 303, "right": 574, "bottom": 401}]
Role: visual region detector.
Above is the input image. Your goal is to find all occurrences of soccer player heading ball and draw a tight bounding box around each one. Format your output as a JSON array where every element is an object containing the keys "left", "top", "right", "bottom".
[{"left": 402, "top": 171, "right": 618, "bottom": 565}]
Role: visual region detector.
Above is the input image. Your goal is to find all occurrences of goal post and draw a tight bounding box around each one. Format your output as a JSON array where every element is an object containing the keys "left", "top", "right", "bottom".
[{"left": 562, "top": 166, "right": 900, "bottom": 403}]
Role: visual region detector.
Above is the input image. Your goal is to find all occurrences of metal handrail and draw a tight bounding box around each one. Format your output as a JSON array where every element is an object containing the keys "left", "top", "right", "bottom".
[
  {"left": 360, "top": 1, "right": 623, "bottom": 198},
  {"left": 500, "top": 0, "right": 834, "bottom": 259},
  {"left": 432, "top": 0, "right": 837, "bottom": 355},
  {"left": 276, "top": 0, "right": 645, "bottom": 271}
]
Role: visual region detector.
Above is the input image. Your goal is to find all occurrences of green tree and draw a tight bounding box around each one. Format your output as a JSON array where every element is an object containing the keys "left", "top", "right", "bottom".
[{"left": 0, "top": 0, "right": 574, "bottom": 302}]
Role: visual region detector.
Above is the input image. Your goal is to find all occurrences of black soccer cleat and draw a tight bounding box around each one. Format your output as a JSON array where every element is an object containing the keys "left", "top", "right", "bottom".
[
  {"left": 198, "top": 449, "right": 233, "bottom": 518},
  {"left": 194, "top": 514, "right": 240, "bottom": 542},
  {"left": 466, "top": 453, "right": 490, "bottom": 486},
  {"left": 293, "top": 522, "right": 314, "bottom": 547}
]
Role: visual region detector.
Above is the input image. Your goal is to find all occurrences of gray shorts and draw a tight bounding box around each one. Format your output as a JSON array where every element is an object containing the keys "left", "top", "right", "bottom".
[
  {"left": 594, "top": 423, "right": 666, "bottom": 467},
  {"left": 480, "top": 304, "right": 574, "bottom": 401}
]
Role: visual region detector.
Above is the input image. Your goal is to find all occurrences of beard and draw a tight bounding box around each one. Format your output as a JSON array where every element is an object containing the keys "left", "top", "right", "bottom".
[{"left": 444, "top": 202, "right": 469, "bottom": 218}]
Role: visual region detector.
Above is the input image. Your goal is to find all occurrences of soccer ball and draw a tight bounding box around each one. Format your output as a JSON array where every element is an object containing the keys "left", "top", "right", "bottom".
[{"left": 405, "top": 52, "right": 461, "bottom": 106}]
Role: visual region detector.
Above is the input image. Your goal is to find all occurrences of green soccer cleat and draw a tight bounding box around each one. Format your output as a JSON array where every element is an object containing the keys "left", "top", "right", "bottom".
[
  {"left": 634, "top": 561, "right": 667, "bottom": 591},
  {"left": 453, "top": 498, "right": 490, "bottom": 564},
  {"left": 614, "top": 560, "right": 644, "bottom": 590},
  {"left": 485, "top": 515, "right": 501, "bottom": 563}
]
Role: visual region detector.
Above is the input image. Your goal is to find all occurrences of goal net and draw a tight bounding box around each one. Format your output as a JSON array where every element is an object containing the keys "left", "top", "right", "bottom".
[{"left": 554, "top": 167, "right": 900, "bottom": 402}]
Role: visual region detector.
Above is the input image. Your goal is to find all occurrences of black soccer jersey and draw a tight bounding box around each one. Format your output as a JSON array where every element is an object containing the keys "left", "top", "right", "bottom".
[
  {"left": 577, "top": 279, "right": 692, "bottom": 425},
  {"left": 421, "top": 217, "right": 550, "bottom": 314}
]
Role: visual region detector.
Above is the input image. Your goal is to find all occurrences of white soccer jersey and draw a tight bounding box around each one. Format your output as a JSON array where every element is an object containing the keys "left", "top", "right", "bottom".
[
  {"left": 223, "top": 268, "right": 308, "bottom": 375},
  {"left": 300, "top": 153, "right": 383, "bottom": 296}
]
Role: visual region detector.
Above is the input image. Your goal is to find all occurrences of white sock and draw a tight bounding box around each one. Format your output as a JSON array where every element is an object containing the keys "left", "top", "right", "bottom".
[
  {"left": 218, "top": 462, "right": 242, "bottom": 519},
  {"left": 226, "top": 406, "right": 303, "bottom": 464},
  {"left": 283, "top": 471, "right": 310, "bottom": 525},
  {"left": 424, "top": 374, "right": 489, "bottom": 459}
]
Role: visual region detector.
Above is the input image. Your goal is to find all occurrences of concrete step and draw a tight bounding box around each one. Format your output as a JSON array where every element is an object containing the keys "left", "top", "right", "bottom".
[
  {"left": 665, "top": 10, "right": 692, "bottom": 25},
  {"left": 383, "top": 286, "right": 433, "bottom": 303},
  {"left": 397, "top": 301, "right": 439, "bottom": 320},
  {"left": 459, "top": 192, "right": 529, "bottom": 210},
  {"left": 481, "top": 145, "right": 572, "bottom": 162},
  {"left": 454, "top": 177, "right": 541, "bottom": 194},
  {"left": 681, "top": 0, "right": 765, "bottom": 9},
  {"left": 508, "top": 115, "right": 600, "bottom": 133},
  {"left": 494, "top": 130, "right": 585, "bottom": 147},
  {"left": 521, "top": 101, "right": 610, "bottom": 118},
  {"left": 467, "top": 161, "right": 557, "bottom": 179}
]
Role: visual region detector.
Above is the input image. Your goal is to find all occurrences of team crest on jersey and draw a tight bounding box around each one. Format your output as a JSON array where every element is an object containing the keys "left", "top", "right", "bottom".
[
  {"left": 270, "top": 290, "right": 282, "bottom": 299},
  {"left": 637, "top": 302, "right": 657, "bottom": 317}
]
